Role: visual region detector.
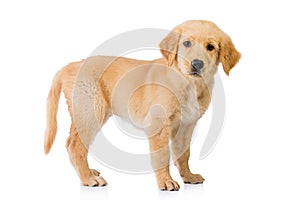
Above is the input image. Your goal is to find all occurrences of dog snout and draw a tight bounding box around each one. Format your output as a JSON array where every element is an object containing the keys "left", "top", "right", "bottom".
[{"left": 191, "top": 59, "right": 204, "bottom": 72}]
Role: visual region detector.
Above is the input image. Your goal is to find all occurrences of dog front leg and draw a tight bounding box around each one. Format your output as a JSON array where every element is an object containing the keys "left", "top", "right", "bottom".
[
  {"left": 171, "top": 124, "right": 205, "bottom": 184},
  {"left": 148, "top": 126, "right": 180, "bottom": 191}
]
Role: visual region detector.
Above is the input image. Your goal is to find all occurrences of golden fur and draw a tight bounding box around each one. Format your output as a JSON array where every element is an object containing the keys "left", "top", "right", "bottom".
[{"left": 44, "top": 20, "right": 240, "bottom": 191}]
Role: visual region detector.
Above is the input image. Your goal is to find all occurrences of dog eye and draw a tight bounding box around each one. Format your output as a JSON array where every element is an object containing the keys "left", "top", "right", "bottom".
[
  {"left": 206, "top": 44, "right": 215, "bottom": 51},
  {"left": 183, "top": 40, "right": 191, "bottom": 48}
]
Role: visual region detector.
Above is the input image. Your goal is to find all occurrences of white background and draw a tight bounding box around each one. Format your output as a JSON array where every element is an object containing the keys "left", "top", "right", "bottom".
[{"left": 1, "top": 0, "right": 300, "bottom": 199}]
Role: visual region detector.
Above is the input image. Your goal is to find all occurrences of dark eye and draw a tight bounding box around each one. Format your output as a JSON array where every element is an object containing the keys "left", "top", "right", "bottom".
[
  {"left": 206, "top": 44, "right": 215, "bottom": 51},
  {"left": 183, "top": 40, "right": 191, "bottom": 47}
]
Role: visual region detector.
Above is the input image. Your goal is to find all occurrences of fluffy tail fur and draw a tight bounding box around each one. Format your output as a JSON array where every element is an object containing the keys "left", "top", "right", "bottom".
[{"left": 44, "top": 70, "right": 62, "bottom": 154}]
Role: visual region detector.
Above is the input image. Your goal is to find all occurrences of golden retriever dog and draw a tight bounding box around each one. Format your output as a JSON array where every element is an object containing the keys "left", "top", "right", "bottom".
[{"left": 44, "top": 20, "right": 240, "bottom": 191}]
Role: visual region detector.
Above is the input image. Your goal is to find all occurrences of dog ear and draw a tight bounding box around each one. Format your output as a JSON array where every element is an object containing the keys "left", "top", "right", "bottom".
[
  {"left": 159, "top": 30, "right": 181, "bottom": 66},
  {"left": 219, "top": 33, "right": 241, "bottom": 76}
]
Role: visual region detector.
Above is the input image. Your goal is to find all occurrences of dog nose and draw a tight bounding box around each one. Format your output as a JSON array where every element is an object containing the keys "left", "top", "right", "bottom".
[{"left": 191, "top": 59, "right": 204, "bottom": 72}]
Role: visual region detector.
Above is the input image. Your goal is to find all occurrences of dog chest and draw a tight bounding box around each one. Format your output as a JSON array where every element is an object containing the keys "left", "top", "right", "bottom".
[{"left": 179, "top": 89, "right": 201, "bottom": 124}]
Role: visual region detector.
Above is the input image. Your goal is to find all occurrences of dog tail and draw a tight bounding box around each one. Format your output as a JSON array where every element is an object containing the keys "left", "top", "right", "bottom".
[{"left": 44, "top": 70, "right": 62, "bottom": 154}]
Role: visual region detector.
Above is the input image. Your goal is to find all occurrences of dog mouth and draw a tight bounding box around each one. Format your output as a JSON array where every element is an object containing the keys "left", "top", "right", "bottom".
[{"left": 189, "top": 71, "right": 203, "bottom": 77}]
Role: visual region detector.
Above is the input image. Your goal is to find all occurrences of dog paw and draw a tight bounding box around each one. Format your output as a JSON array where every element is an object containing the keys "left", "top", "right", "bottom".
[
  {"left": 82, "top": 175, "right": 107, "bottom": 187},
  {"left": 183, "top": 173, "right": 205, "bottom": 184},
  {"left": 159, "top": 179, "right": 180, "bottom": 191}
]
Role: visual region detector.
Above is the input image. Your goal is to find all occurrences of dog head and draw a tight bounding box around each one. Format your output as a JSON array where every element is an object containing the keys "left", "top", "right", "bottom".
[{"left": 159, "top": 20, "right": 241, "bottom": 76}]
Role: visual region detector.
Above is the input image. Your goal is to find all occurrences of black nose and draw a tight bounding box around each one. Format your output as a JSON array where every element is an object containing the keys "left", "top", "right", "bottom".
[{"left": 191, "top": 59, "right": 204, "bottom": 72}]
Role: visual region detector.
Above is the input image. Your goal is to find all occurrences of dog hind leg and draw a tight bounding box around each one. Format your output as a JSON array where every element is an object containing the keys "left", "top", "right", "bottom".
[{"left": 66, "top": 124, "right": 107, "bottom": 187}]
